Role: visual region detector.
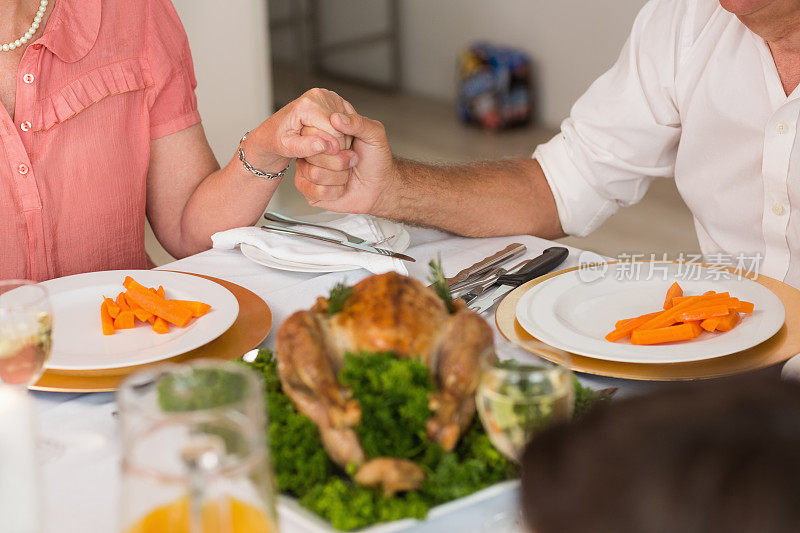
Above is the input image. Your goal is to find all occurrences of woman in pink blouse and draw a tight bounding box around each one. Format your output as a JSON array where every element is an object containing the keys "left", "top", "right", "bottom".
[{"left": 1, "top": 0, "right": 357, "bottom": 281}]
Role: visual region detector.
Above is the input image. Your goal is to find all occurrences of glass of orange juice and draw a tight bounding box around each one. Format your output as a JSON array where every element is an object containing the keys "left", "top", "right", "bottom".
[{"left": 117, "top": 360, "right": 278, "bottom": 533}]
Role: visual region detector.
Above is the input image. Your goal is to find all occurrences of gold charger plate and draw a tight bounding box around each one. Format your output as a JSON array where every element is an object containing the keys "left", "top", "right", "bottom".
[
  {"left": 30, "top": 273, "right": 272, "bottom": 392},
  {"left": 496, "top": 264, "right": 800, "bottom": 381}
]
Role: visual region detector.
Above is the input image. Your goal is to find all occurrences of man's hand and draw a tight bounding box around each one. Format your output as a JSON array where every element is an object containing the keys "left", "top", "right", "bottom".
[
  {"left": 244, "top": 88, "right": 357, "bottom": 173},
  {"left": 295, "top": 111, "right": 397, "bottom": 215}
]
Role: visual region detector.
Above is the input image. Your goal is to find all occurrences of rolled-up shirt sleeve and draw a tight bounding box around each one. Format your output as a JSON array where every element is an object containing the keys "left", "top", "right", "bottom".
[{"left": 534, "top": 0, "right": 684, "bottom": 237}]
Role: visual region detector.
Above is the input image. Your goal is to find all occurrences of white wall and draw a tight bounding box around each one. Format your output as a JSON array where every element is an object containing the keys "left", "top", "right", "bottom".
[
  {"left": 401, "top": 0, "right": 647, "bottom": 126},
  {"left": 271, "top": 0, "right": 646, "bottom": 127},
  {"left": 172, "top": 0, "right": 273, "bottom": 161}
]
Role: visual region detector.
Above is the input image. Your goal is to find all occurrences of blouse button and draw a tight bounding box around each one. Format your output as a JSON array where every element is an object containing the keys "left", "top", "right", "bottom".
[
  {"left": 20, "top": 121, "right": 31, "bottom": 132},
  {"left": 772, "top": 203, "right": 786, "bottom": 216},
  {"left": 776, "top": 122, "right": 788, "bottom": 135},
  {"left": 22, "top": 73, "right": 34, "bottom": 84},
  {"left": 32, "top": 44, "right": 42, "bottom": 50},
  {"left": 18, "top": 163, "right": 29, "bottom": 175}
]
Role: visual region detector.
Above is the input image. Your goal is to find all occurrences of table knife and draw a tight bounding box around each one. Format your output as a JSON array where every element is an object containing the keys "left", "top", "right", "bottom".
[
  {"left": 456, "top": 259, "right": 532, "bottom": 302},
  {"left": 260, "top": 225, "right": 416, "bottom": 262},
  {"left": 445, "top": 243, "right": 526, "bottom": 288},
  {"left": 469, "top": 247, "right": 569, "bottom": 313}
]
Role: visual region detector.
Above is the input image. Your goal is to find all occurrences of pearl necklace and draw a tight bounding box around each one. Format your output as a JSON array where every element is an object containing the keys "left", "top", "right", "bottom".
[{"left": 1, "top": 0, "right": 48, "bottom": 52}]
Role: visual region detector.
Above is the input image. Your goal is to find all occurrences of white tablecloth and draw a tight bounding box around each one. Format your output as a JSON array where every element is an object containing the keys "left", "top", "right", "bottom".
[{"left": 32, "top": 227, "right": 656, "bottom": 533}]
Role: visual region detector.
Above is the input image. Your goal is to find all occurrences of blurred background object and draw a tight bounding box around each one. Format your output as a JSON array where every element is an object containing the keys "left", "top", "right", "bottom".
[
  {"left": 118, "top": 361, "right": 278, "bottom": 533},
  {"left": 520, "top": 376, "right": 800, "bottom": 533},
  {"left": 457, "top": 43, "right": 533, "bottom": 130},
  {"left": 145, "top": 0, "right": 700, "bottom": 265}
]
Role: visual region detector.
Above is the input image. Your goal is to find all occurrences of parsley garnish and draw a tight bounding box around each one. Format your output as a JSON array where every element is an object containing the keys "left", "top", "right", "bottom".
[
  {"left": 428, "top": 259, "right": 456, "bottom": 313},
  {"left": 327, "top": 282, "right": 354, "bottom": 315}
]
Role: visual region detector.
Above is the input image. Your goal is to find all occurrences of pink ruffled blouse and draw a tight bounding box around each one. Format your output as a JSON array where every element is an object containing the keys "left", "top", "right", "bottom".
[{"left": 1, "top": 0, "right": 201, "bottom": 281}]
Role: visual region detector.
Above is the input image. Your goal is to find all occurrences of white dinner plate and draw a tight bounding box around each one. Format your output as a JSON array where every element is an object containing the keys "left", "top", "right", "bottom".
[
  {"left": 41, "top": 270, "right": 239, "bottom": 371},
  {"left": 515, "top": 262, "right": 785, "bottom": 364},
  {"left": 241, "top": 214, "right": 411, "bottom": 273}
]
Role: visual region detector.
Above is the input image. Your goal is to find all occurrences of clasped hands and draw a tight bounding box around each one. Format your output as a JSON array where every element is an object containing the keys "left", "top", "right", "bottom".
[{"left": 245, "top": 88, "right": 396, "bottom": 217}]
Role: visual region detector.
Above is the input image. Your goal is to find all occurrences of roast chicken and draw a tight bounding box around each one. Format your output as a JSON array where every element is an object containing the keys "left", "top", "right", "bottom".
[{"left": 276, "top": 272, "right": 493, "bottom": 495}]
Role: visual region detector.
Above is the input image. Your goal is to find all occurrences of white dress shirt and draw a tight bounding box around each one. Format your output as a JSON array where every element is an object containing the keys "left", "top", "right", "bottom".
[{"left": 535, "top": 0, "right": 800, "bottom": 287}]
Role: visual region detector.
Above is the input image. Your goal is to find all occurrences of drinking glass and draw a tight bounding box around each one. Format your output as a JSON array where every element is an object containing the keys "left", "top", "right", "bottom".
[
  {"left": 0, "top": 384, "right": 41, "bottom": 533},
  {"left": 476, "top": 341, "right": 574, "bottom": 462},
  {"left": 0, "top": 280, "right": 52, "bottom": 386},
  {"left": 118, "top": 360, "right": 278, "bottom": 533}
]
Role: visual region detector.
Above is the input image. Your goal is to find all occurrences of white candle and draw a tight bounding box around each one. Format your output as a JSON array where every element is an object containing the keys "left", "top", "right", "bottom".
[{"left": 0, "top": 385, "right": 41, "bottom": 533}]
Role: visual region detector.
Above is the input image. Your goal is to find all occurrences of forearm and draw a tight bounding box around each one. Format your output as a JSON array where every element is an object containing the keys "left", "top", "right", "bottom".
[
  {"left": 373, "top": 158, "right": 564, "bottom": 239},
  {"left": 150, "top": 89, "right": 355, "bottom": 259},
  {"left": 177, "top": 152, "right": 284, "bottom": 256}
]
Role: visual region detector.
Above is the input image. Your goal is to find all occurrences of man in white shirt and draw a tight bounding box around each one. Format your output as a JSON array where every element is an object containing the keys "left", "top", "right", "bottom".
[{"left": 297, "top": 0, "right": 800, "bottom": 287}]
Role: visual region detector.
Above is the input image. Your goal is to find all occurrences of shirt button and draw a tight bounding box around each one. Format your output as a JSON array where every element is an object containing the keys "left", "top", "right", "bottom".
[
  {"left": 22, "top": 73, "right": 34, "bottom": 84},
  {"left": 17, "top": 163, "right": 29, "bottom": 175},
  {"left": 32, "top": 44, "right": 42, "bottom": 50},
  {"left": 776, "top": 122, "right": 788, "bottom": 135},
  {"left": 772, "top": 203, "right": 786, "bottom": 216},
  {"left": 20, "top": 121, "right": 31, "bottom": 132}
]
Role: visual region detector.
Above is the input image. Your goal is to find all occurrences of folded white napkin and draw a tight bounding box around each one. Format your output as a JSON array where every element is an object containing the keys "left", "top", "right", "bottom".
[{"left": 211, "top": 214, "right": 408, "bottom": 275}]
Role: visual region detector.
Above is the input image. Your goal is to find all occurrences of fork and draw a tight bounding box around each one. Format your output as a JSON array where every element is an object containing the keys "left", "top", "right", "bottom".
[
  {"left": 260, "top": 225, "right": 415, "bottom": 261},
  {"left": 264, "top": 212, "right": 393, "bottom": 247}
]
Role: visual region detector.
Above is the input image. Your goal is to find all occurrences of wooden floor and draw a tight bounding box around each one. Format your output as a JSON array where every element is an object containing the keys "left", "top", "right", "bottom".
[{"left": 145, "top": 69, "right": 700, "bottom": 265}]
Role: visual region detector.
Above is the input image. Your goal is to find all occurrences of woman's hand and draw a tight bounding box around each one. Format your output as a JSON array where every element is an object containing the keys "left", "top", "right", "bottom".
[{"left": 240, "top": 88, "right": 357, "bottom": 173}]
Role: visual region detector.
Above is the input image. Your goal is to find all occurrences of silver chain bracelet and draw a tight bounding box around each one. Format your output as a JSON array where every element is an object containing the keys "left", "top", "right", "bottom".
[{"left": 237, "top": 131, "right": 290, "bottom": 180}]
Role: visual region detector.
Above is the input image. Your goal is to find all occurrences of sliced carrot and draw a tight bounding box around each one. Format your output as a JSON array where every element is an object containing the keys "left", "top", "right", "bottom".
[
  {"left": 687, "top": 296, "right": 739, "bottom": 310},
  {"left": 122, "top": 292, "right": 154, "bottom": 322},
  {"left": 152, "top": 316, "right": 169, "bottom": 334},
  {"left": 113, "top": 310, "right": 135, "bottom": 329},
  {"left": 609, "top": 288, "right": 752, "bottom": 345},
  {"left": 630, "top": 322, "right": 703, "bottom": 345},
  {"left": 605, "top": 312, "right": 663, "bottom": 342},
  {"left": 716, "top": 311, "right": 741, "bottom": 332},
  {"left": 615, "top": 318, "right": 634, "bottom": 329},
  {"left": 663, "top": 282, "right": 683, "bottom": 309},
  {"left": 132, "top": 307, "right": 153, "bottom": 323},
  {"left": 116, "top": 292, "right": 131, "bottom": 311},
  {"left": 639, "top": 292, "right": 734, "bottom": 331},
  {"left": 103, "top": 296, "right": 121, "bottom": 319},
  {"left": 168, "top": 299, "right": 211, "bottom": 318},
  {"left": 670, "top": 292, "right": 728, "bottom": 307},
  {"left": 101, "top": 301, "right": 116, "bottom": 335},
  {"left": 637, "top": 296, "right": 704, "bottom": 330},
  {"left": 615, "top": 314, "right": 665, "bottom": 328},
  {"left": 681, "top": 293, "right": 733, "bottom": 310},
  {"left": 123, "top": 277, "right": 192, "bottom": 327},
  {"left": 677, "top": 304, "right": 733, "bottom": 322},
  {"left": 166, "top": 299, "right": 194, "bottom": 318},
  {"left": 157, "top": 286, "right": 166, "bottom": 299}
]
